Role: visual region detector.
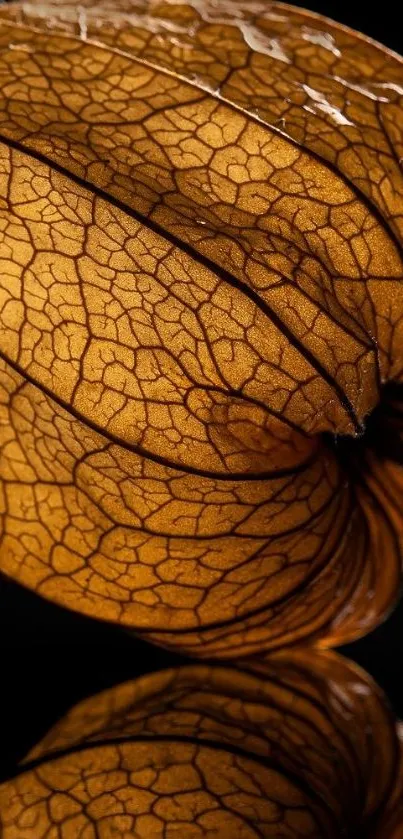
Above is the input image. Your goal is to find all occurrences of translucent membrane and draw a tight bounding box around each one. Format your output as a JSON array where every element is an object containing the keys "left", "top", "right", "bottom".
[{"left": 0, "top": 0, "right": 403, "bottom": 655}]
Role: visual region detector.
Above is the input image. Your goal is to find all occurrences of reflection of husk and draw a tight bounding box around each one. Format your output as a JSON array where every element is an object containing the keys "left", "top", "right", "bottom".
[
  {"left": 377, "top": 725, "right": 403, "bottom": 838},
  {"left": 0, "top": 0, "right": 403, "bottom": 656},
  {"left": 0, "top": 649, "right": 401, "bottom": 837}
]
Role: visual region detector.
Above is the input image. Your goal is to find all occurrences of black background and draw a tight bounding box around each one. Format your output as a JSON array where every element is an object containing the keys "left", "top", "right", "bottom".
[{"left": 0, "top": 0, "right": 402, "bottom": 782}]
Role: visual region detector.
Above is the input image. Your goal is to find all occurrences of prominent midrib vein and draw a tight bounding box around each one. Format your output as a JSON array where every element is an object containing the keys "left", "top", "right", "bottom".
[
  {"left": 0, "top": 346, "right": 316, "bottom": 481},
  {"left": 1, "top": 12, "right": 402, "bottom": 266},
  {"left": 0, "top": 131, "right": 361, "bottom": 433}
]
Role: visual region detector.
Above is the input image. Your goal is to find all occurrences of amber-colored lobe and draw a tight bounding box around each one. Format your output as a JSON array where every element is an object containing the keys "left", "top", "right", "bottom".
[
  {"left": 0, "top": 649, "right": 400, "bottom": 838},
  {"left": 0, "top": 1, "right": 402, "bottom": 654}
]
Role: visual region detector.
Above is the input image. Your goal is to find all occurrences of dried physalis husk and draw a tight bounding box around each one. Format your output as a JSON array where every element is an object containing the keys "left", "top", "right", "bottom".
[
  {"left": 0, "top": 649, "right": 400, "bottom": 838},
  {"left": 376, "top": 724, "right": 403, "bottom": 838},
  {"left": 0, "top": 0, "right": 403, "bottom": 656}
]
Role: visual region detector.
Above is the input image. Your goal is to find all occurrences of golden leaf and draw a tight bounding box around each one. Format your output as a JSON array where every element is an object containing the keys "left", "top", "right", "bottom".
[{"left": 0, "top": 0, "right": 402, "bottom": 654}]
